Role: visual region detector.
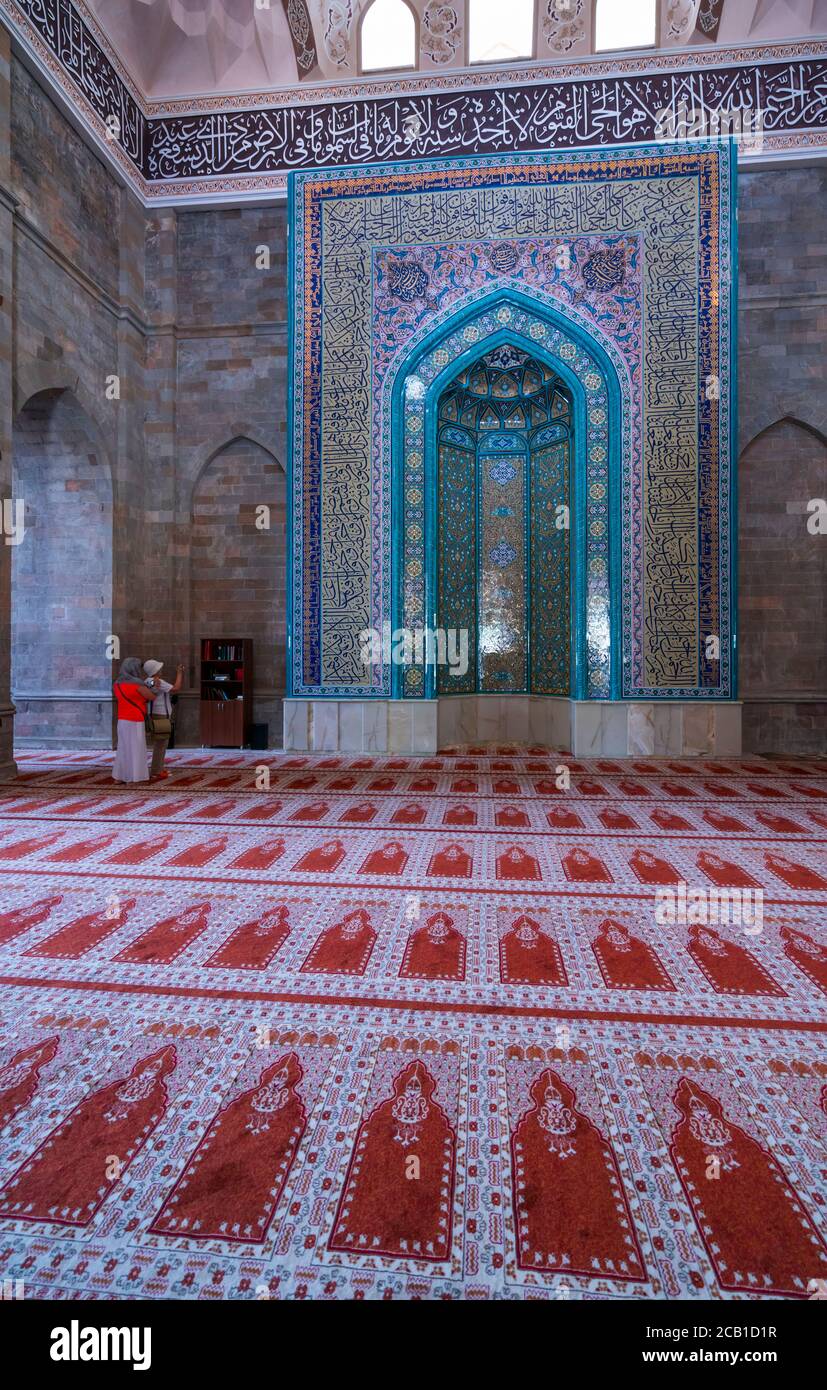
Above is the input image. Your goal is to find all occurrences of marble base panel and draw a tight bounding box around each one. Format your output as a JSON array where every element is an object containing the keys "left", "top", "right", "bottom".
[
  {"left": 574, "top": 700, "right": 743, "bottom": 757},
  {"left": 437, "top": 695, "right": 570, "bottom": 752},
  {"left": 283, "top": 697, "right": 743, "bottom": 756},
  {"left": 283, "top": 699, "right": 438, "bottom": 754}
]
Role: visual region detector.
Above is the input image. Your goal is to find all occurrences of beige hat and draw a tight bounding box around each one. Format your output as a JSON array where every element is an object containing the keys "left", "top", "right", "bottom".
[{"left": 143, "top": 660, "right": 164, "bottom": 677}]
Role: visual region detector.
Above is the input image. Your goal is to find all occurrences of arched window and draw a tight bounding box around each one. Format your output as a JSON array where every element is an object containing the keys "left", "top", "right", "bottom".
[
  {"left": 468, "top": 0, "right": 535, "bottom": 64},
  {"left": 594, "top": 0, "right": 656, "bottom": 51},
  {"left": 360, "top": 0, "right": 417, "bottom": 73}
]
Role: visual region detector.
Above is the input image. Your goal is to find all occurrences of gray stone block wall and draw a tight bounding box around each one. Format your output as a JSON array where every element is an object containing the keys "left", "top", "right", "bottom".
[
  {"left": 1, "top": 57, "right": 289, "bottom": 756},
  {"left": 10, "top": 57, "right": 120, "bottom": 298},
  {"left": 145, "top": 203, "right": 289, "bottom": 747},
  {"left": 0, "top": 26, "right": 15, "bottom": 777},
  {"left": 737, "top": 169, "right": 827, "bottom": 753}
]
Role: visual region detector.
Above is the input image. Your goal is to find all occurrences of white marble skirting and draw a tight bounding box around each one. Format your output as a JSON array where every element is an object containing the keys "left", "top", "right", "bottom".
[
  {"left": 283, "top": 697, "right": 742, "bottom": 756},
  {"left": 283, "top": 698, "right": 438, "bottom": 754}
]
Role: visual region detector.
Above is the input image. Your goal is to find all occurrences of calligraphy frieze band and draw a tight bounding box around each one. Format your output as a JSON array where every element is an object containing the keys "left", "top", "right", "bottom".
[
  {"left": 6, "top": 0, "right": 144, "bottom": 168},
  {"left": 1, "top": 0, "right": 825, "bottom": 199},
  {"left": 144, "top": 59, "right": 826, "bottom": 185},
  {"left": 289, "top": 144, "right": 735, "bottom": 702}
]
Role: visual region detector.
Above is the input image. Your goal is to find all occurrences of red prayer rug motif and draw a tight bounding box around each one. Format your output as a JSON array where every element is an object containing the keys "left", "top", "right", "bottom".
[
  {"left": 0, "top": 894, "right": 64, "bottom": 946},
  {"left": 685, "top": 924, "right": 787, "bottom": 998},
  {"left": 0, "top": 1040, "right": 189, "bottom": 1228},
  {"left": 299, "top": 904, "right": 379, "bottom": 976},
  {"left": 323, "top": 1048, "right": 463, "bottom": 1271},
  {"left": 25, "top": 896, "right": 141, "bottom": 960},
  {"left": 203, "top": 901, "right": 298, "bottom": 971},
  {"left": 497, "top": 907, "right": 568, "bottom": 987},
  {"left": 506, "top": 1057, "right": 647, "bottom": 1283},
  {"left": 0, "top": 1030, "right": 63, "bottom": 1129},
  {"left": 642, "top": 1067, "right": 827, "bottom": 1297},
  {"left": 0, "top": 1022, "right": 144, "bottom": 1140},
  {"left": 593, "top": 918, "right": 675, "bottom": 992},
  {"left": 0, "top": 749, "right": 825, "bottom": 1299},
  {"left": 399, "top": 909, "right": 467, "bottom": 982},
  {"left": 147, "top": 1044, "right": 331, "bottom": 1246}
]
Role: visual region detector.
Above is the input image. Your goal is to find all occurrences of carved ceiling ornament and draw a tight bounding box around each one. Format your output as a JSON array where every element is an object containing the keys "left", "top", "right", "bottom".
[
  {"left": 285, "top": 0, "right": 319, "bottom": 75},
  {"left": 322, "top": 0, "right": 353, "bottom": 66},
  {"left": 666, "top": 0, "right": 700, "bottom": 42},
  {"left": 696, "top": 0, "right": 726, "bottom": 40},
  {"left": 421, "top": 1, "right": 461, "bottom": 66},
  {"left": 542, "top": 0, "right": 586, "bottom": 54}
]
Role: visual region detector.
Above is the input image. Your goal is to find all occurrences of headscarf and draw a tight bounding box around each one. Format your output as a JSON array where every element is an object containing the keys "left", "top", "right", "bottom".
[{"left": 113, "top": 657, "right": 155, "bottom": 693}]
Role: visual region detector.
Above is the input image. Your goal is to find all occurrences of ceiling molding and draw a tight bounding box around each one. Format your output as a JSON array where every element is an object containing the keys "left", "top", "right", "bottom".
[
  {"left": 2, "top": 0, "right": 826, "bottom": 205},
  {"left": 65, "top": 0, "right": 827, "bottom": 113}
]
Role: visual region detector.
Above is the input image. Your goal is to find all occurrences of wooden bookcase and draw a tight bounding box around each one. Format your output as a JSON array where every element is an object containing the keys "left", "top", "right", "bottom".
[{"left": 199, "top": 638, "right": 253, "bottom": 748}]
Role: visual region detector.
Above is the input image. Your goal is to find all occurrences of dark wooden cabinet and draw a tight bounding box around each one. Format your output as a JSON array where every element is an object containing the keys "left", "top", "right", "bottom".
[{"left": 199, "top": 638, "right": 252, "bottom": 748}]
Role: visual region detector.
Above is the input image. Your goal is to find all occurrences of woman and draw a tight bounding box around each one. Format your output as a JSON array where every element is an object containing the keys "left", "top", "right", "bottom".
[
  {"left": 112, "top": 657, "right": 156, "bottom": 784},
  {"left": 143, "top": 659, "right": 185, "bottom": 782}
]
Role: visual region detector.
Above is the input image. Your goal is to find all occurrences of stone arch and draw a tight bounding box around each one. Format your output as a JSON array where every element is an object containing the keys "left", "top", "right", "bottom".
[
  {"left": 742, "top": 414, "right": 827, "bottom": 453},
  {"left": 193, "top": 431, "right": 283, "bottom": 491},
  {"left": 14, "top": 363, "right": 110, "bottom": 451},
  {"left": 188, "top": 434, "right": 287, "bottom": 746},
  {"left": 11, "top": 387, "right": 114, "bottom": 747},
  {"left": 738, "top": 416, "right": 827, "bottom": 701}
]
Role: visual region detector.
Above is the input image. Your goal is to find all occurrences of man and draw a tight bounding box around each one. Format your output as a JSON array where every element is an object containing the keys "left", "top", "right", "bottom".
[{"left": 143, "top": 659, "right": 185, "bottom": 781}]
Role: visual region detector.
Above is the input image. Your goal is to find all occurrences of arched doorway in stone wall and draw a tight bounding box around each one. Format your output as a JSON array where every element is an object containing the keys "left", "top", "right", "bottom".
[
  {"left": 739, "top": 416, "right": 827, "bottom": 754},
  {"left": 188, "top": 435, "right": 287, "bottom": 746},
  {"left": 11, "top": 387, "right": 113, "bottom": 748}
]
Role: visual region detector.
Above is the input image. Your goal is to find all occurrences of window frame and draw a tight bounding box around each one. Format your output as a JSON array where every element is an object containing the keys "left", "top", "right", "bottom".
[
  {"left": 593, "top": 0, "right": 659, "bottom": 55},
  {"left": 357, "top": 0, "right": 420, "bottom": 76},
  {"left": 465, "top": 0, "right": 538, "bottom": 68}
]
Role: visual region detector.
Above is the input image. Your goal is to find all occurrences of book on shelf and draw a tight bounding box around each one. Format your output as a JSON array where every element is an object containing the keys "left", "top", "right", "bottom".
[{"left": 202, "top": 641, "right": 244, "bottom": 662}]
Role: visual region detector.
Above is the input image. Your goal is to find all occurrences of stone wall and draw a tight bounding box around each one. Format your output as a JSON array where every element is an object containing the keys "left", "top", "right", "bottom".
[
  {"left": 0, "top": 26, "right": 15, "bottom": 777},
  {"left": 0, "top": 48, "right": 824, "bottom": 764},
  {"left": 738, "top": 417, "right": 827, "bottom": 755},
  {"left": 737, "top": 168, "right": 827, "bottom": 753},
  {"left": 1, "top": 54, "right": 288, "bottom": 755},
  {"left": 144, "top": 202, "right": 288, "bottom": 745},
  {"left": 4, "top": 55, "right": 146, "bottom": 750},
  {"left": 185, "top": 436, "right": 287, "bottom": 745}
]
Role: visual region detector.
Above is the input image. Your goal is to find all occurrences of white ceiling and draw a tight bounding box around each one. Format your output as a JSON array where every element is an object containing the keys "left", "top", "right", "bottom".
[{"left": 82, "top": 0, "right": 827, "bottom": 102}]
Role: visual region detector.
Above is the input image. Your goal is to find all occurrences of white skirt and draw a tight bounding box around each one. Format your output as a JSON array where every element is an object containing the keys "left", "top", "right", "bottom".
[{"left": 113, "top": 720, "right": 149, "bottom": 783}]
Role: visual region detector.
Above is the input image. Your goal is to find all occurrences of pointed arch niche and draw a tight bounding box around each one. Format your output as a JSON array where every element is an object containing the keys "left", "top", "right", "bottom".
[
  {"left": 189, "top": 435, "right": 286, "bottom": 746},
  {"left": 435, "top": 347, "right": 573, "bottom": 698},
  {"left": 285, "top": 284, "right": 740, "bottom": 754},
  {"left": 359, "top": 0, "right": 417, "bottom": 73},
  {"left": 11, "top": 387, "right": 113, "bottom": 748},
  {"left": 388, "top": 290, "right": 623, "bottom": 708},
  {"left": 739, "top": 417, "right": 827, "bottom": 754}
]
